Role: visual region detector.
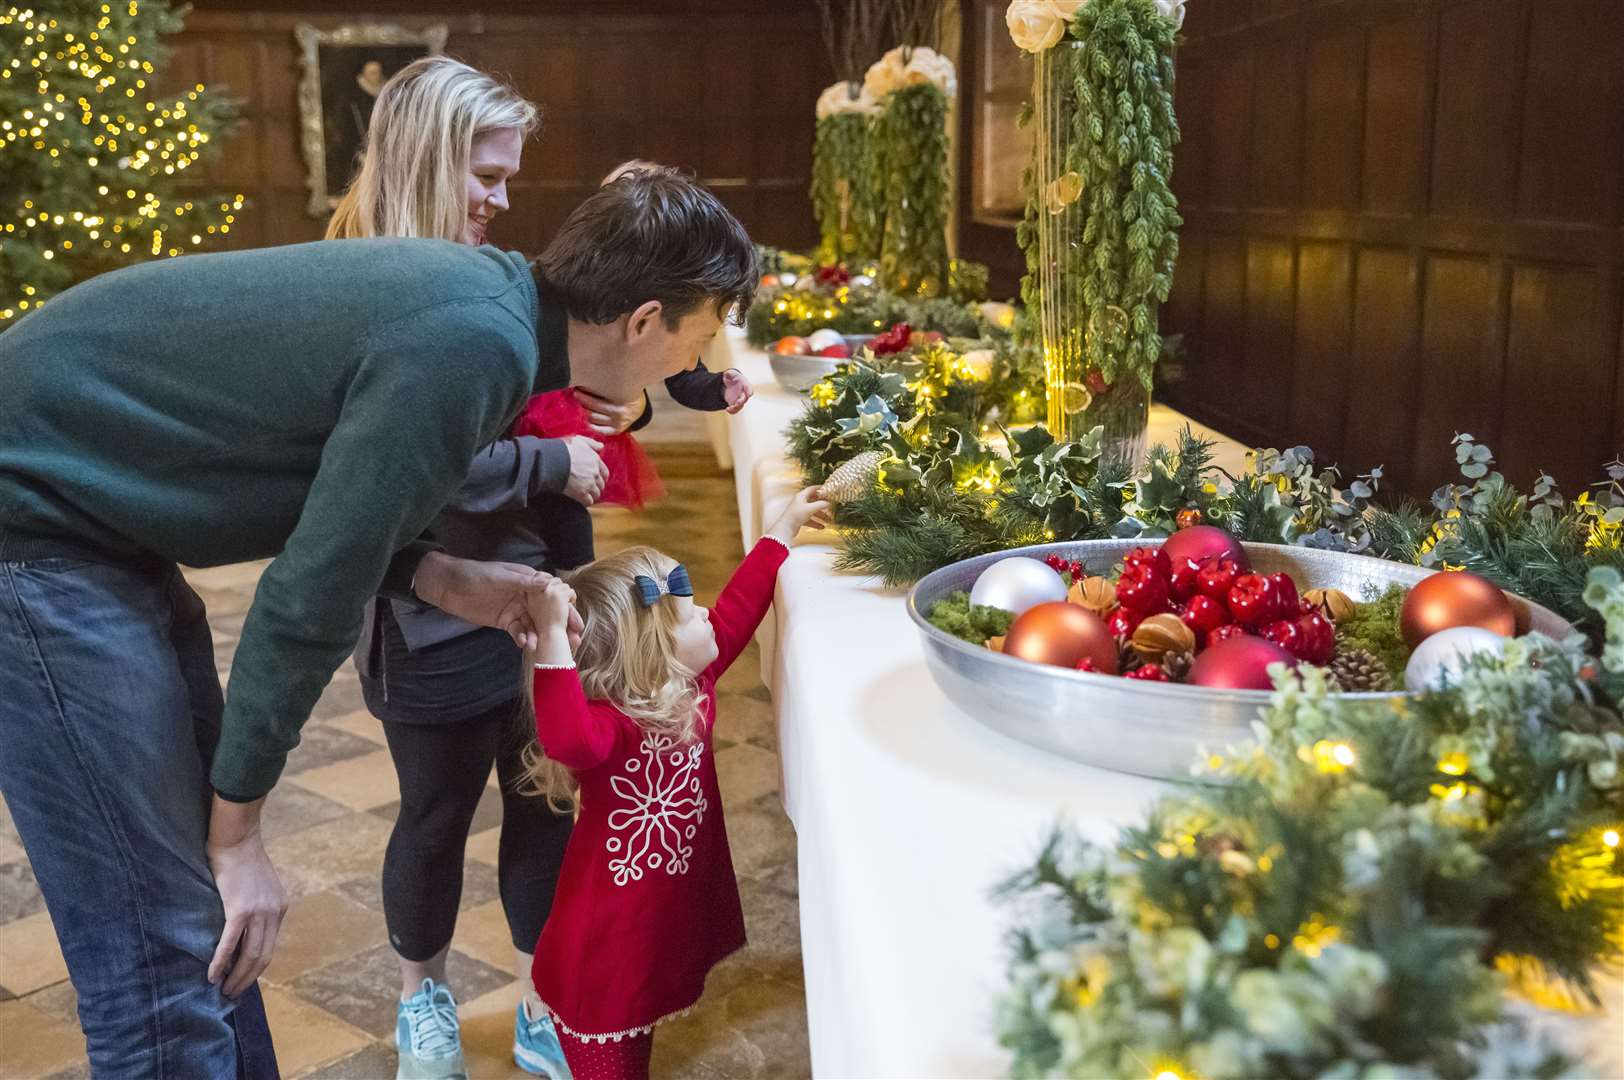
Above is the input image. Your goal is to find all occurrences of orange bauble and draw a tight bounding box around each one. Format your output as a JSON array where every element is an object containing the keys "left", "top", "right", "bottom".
[
  {"left": 1003, "top": 602, "right": 1118, "bottom": 673},
  {"left": 773, "top": 336, "right": 811, "bottom": 356},
  {"left": 1399, "top": 570, "right": 1517, "bottom": 648}
]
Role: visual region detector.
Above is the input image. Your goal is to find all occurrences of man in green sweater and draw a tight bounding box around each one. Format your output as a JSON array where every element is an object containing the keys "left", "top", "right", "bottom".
[{"left": 0, "top": 171, "right": 756, "bottom": 1076}]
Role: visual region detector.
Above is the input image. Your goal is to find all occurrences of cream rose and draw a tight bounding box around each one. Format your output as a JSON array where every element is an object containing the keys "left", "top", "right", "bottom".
[
  {"left": 900, "top": 46, "right": 957, "bottom": 98},
  {"left": 816, "top": 80, "right": 880, "bottom": 120},
  {"left": 1006, "top": 0, "right": 1066, "bottom": 52},
  {"left": 1156, "top": 0, "right": 1186, "bottom": 30},
  {"left": 1046, "top": 0, "right": 1088, "bottom": 17},
  {"left": 862, "top": 50, "right": 907, "bottom": 100}
]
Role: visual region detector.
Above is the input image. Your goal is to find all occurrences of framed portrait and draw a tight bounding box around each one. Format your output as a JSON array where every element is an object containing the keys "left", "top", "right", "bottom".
[{"left": 295, "top": 22, "right": 449, "bottom": 217}]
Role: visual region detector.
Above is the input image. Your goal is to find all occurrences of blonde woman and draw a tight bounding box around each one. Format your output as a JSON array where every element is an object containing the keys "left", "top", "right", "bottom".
[{"left": 330, "top": 56, "right": 596, "bottom": 1080}]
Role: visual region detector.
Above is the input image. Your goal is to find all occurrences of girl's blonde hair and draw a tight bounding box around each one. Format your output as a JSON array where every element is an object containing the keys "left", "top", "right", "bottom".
[
  {"left": 522, "top": 546, "right": 707, "bottom": 809},
  {"left": 326, "top": 56, "right": 539, "bottom": 241}
]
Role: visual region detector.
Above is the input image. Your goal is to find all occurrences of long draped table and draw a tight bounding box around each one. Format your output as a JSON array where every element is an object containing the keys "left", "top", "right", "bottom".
[{"left": 712, "top": 327, "right": 1624, "bottom": 1077}]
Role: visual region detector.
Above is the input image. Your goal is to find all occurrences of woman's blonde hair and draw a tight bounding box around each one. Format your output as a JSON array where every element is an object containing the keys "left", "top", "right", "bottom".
[
  {"left": 326, "top": 56, "right": 538, "bottom": 241},
  {"left": 521, "top": 546, "right": 707, "bottom": 809}
]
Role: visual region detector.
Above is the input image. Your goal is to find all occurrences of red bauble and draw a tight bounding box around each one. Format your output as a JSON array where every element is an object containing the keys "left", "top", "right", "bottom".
[
  {"left": 1123, "top": 547, "right": 1173, "bottom": 580},
  {"left": 1295, "top": 611, "right": 1336, "bottom": 665},
  {"left": 1207, "top": 624, "right": 1249, "bottom": 647},
  {"left": 1188, "top": 636, "right": 1297, "bottom": 690},
  {"left": 1117, "top": 564, "right": 1171, "bottom": 615},
  {"left": 1267, "top": 573, "right": 1301, "bottom": 622},
  {"left": 1181, "top": 594, "right": 1230, "bottom": 641},
  {"left": 1162, "top": 525, "right": 1250, "bottom": 574},
  {"left": 1399, "top": 571, "right": 1517, "bottom": 648},
  {"left": 1196, "top": 557, "right": 1242, "bottom": 599},
  {"left": 1003, "top": 602, "right": 1119, "bottom": 673},
  {"left": 1227, "top": 574, "right": 1279, "bottom": 627},
  {"left": 816, "top": 343, "right": 851, "bottom": 358},
  {"left": 1106, "top": 605, "right": 1142, "bottom": 638},
  {"left": 1169, "top": 556, "right": 1202, "bottom": 602}
]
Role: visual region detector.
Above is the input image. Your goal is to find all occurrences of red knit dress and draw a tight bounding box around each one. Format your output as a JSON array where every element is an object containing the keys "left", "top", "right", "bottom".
[{"left": 528, "top": 537, "right": 789, "bottom": 1043}]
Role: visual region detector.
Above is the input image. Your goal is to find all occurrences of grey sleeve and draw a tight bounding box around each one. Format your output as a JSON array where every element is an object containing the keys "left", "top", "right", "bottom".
[{"left": 442, "top": 435, "right": 571, "bottom": 513}]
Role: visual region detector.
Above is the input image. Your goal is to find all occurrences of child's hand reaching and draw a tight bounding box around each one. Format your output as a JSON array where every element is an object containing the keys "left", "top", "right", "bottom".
[
  {"left": 765, "top": 486, "right": 832, "bottom": 546},
  {"left": 525, "top": 577, "right": 580, "bottom": 666},
  {"left": 722, "top": 368, "right": 753, "bottom": 415}
]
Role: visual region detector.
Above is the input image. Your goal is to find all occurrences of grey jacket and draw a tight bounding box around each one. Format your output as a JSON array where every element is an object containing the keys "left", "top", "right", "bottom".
[{"left": 354, "top": 433, "right": 570, "bottom": 675}]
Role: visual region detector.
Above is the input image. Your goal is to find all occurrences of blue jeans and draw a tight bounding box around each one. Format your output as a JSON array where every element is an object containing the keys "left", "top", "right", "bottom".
[{"left": 0, "top": 554, "right": 279, "bottom": 1078}]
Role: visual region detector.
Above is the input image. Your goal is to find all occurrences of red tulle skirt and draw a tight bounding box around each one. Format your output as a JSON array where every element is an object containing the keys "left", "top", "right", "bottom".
[{"left": 511, "top": 390, "right": 666, "bottom": 510}]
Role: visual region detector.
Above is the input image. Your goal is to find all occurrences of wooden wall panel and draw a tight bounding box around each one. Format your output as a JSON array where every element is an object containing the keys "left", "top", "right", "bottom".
[
  {"left": 1301, "top": 32, "right": 1362, "bottom": 212},
  {"left": 1150, "top": 0, "right": 1624, "bottom": 496},
  {"left": 168, "top": 2, "right": 830, "bottom": 257},
  {"left": 1361, "top": 16, "right": 1428, "bottom": 219},
  {"left": 1503, "top": 266, "right": 1611, "bottom": 487},
  {"left": 1415, "top": 256, "right": 1498, "bottom": 485}
]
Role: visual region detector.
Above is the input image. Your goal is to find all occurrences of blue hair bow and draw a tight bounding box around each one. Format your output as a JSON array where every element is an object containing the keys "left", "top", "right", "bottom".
[{"left": 633, "top": 565, "right": 693, "bottom": 607}]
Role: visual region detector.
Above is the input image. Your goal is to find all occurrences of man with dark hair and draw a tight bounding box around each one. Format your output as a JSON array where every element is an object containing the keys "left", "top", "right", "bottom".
[{"left": 0, "top": 170, "right": 756, "bottom": 1076}]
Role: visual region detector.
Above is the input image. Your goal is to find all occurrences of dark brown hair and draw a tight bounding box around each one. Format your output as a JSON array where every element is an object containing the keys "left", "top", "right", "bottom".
[{"left": 532, "top": 170, "right": 758, "bottom": 328}]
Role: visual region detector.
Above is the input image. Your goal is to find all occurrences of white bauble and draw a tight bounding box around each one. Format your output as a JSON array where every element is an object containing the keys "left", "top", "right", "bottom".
[
  {"left": 968, "top": 557, "right": 1068, "bottom": 618},
  {"left": 1403, "top": 626, "right": 1507, "bottom": 691},
  {"left": 806, "top": 328, "right": 846, "bottom": 352},
  {"left": 851, "top": 273, "right": 876, "bottom": 288}
]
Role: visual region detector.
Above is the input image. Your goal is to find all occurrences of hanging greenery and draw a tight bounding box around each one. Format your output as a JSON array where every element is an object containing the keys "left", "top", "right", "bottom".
[
  {"left": 810, "top": 0, "right": 887, "bottom": 266},
  {"left": 997, "top": 582, "right": 1624, "bottom": 1078},
  {"left": 1011, "top": 0, "right": 1183, "bottom": 443},
  {"left": 811, "top": 106, "right": 882, "bottom": 265},
  {"left": 865, "top": 44, "right": 957, "bottom": 296}
]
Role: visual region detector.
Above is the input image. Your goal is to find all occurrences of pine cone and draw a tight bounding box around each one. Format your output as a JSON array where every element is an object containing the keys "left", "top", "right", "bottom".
[
  {"left": 820, "top": 450, "right": 884, "bottom": 504},
  {"left": 1327, "top": 646, "right": 1395, "bottom": 693},
  {"left": 1160, "top": 649, "right": 1194, "bottom": 683},
  {"left": 1118, "top": 642, "right": 1145, "bottom": 673}
]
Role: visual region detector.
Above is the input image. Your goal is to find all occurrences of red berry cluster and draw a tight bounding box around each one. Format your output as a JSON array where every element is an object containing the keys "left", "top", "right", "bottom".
[
  {"left": 1102, "top": 547, "right": 1336, "bottom": 668},
  {"left": 1043, "top": 552, "right": 1086, "bottom": 586},
  {"left": 870, "top": 322, "right": 912, "bottom": 356},
  {"left": 814, "top": 264, "right": 851, "bottom": 287}
]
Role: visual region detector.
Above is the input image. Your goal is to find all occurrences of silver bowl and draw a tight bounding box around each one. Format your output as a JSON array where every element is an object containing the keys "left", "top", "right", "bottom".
[
  {"left": 767, "top": 335, "right": 876, "bottom": 393},
  {"left": 907, "top": 540, "right": 1574, "bottom": 782}
]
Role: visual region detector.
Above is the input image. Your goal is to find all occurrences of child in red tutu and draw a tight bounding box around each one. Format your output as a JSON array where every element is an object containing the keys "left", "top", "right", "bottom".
[{"left": 509, "top": 159, "right": 753, "bottom": 567}]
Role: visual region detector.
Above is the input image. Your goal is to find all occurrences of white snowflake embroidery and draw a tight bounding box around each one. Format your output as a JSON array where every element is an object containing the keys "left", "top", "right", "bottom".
[{"left": 604, "top": 733, "right": 708, "bottom": 886}]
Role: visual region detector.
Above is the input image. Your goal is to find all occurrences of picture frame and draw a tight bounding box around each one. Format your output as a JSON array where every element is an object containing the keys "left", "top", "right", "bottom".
[{"left": 295, "top": 22, "right": 449, "bottom": 217}]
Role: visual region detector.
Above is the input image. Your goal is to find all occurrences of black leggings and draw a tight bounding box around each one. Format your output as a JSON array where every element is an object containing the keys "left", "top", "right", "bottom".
[{"left": 379, "top": 698, "right": 574, "bottom": 961}]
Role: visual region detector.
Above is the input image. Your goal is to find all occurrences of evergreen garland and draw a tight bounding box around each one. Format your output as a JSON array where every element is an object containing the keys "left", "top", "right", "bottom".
[
  {"left": 787, "top": 365, "right": 1624, "bottom": 638},
  {"left": 997, "top": 586, "right": 1624, "bottom": 1078},
  {"left": 812, "top": 109, "right": 881, "bottom": 265},
  {"left": 876, "top": 81, "right": 951, "bottom": 296}
]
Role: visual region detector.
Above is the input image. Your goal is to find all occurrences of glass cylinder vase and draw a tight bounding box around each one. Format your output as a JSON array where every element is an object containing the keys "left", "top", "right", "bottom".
[
  {"left": 812, "top": 87, "right": 880, "bottom": 265},
  {"left": 1032, "top": 41, "right": 1150, "bottom": 468}
]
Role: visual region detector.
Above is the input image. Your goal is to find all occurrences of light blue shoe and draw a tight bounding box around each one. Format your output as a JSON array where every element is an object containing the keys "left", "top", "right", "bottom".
[
  {"left": 513, "top": 1000, "right": 572, "bottom": 1078},
  {"left": 395, "top": 978, "right": 467, "bottom": 1080}
]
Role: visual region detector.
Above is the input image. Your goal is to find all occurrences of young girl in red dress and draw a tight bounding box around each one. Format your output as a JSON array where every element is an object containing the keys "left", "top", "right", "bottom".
[{"left": 520, "top": 487, "right": 829, "bottom": 1079}]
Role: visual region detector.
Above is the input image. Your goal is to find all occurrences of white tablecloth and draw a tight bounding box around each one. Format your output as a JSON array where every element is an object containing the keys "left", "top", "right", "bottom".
[{"left": 713, "top": 326, "right": 1624, "bottom": 1078}]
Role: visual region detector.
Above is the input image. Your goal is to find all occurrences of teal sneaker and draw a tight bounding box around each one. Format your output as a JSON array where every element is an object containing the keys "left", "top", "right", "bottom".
[
  {"left": 395, "top": 978, "right": 467, "bottom": 1080},
  {"left": 513, "top": 1000, "right": 571, "bottom": 1078}
]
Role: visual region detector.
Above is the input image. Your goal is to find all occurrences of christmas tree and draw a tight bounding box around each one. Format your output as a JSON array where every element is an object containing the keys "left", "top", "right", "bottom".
[{"left": 0, "top": 1, "right": 240, "bottom": 327}]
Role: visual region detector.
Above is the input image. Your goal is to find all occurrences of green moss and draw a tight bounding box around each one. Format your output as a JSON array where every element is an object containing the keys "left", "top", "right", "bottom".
[
  {"left": 927, "top": 591, "right": 1013, "bottom": 645},
  {"left": 1340, "top": 584, "right": 1411, "bottom": 682}
]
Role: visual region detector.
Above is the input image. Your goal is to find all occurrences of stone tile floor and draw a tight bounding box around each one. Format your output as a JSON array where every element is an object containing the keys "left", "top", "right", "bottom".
[{"left": 0, "top": 441, "right": 810, "bottom": 1078}]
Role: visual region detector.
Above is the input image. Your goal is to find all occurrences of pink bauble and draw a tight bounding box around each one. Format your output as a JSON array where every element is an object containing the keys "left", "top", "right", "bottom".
[
  {"left": 1161, "top": 524, "right": 1250, "bottom": 574},
  {"left": 1188, "top": 636, "right": 1296, "bottom": 690}
]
